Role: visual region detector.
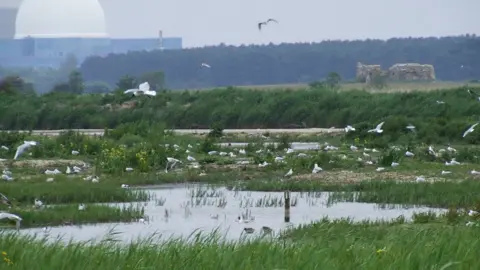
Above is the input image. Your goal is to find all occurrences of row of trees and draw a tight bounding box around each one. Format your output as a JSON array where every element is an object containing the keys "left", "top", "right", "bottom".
[{"left": 80, "top": 36, "right": 480, "bottom": 89}]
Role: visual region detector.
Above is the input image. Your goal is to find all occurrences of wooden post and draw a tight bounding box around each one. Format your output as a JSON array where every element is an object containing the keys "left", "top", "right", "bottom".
[{"left": 284, "top": 190, "right": 290, "bottom": 222}]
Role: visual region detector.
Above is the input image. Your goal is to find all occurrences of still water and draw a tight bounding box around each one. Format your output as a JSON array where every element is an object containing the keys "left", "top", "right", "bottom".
[{"left": 20, "top": 184, "right": 444, "bottom": 243}]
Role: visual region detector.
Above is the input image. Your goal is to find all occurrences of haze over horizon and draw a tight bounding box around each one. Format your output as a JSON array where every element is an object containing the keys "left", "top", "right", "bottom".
[{"left": 2, "top": 0, "right": 480, "bottom": 47}]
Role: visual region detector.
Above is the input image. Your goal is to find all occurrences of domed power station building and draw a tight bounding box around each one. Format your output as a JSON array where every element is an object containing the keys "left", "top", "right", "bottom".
[{"left": 0, "top": 0, "right": 182, "bottom": 67}]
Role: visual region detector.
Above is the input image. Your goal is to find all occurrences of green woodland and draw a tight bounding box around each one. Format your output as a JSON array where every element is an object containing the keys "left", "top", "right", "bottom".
[
  {"left": 1, "top": 35, "right": 479, "bottom": 92},
  {"left": 80, "top": 35, "right": 480, "bottom": 89}
]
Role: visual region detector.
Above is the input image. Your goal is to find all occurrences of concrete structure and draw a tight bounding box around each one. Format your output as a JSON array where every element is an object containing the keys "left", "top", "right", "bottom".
[
  {"left": 388, "top": 63, "right": 436, "bottom": 81},
  {"left": 356, "top": 62, "right": 383, "bottom": 82},
  {"left": 356, "top": 62, "right": 436, "bottom": 83},
  {"left": 0, "top": 0, "right": 182, "bottom": 68}
]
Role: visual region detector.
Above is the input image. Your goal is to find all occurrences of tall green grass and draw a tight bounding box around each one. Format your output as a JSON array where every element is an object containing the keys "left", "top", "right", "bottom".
[{"left": 0, "top": 217, "right": 479, "bottom": 269}]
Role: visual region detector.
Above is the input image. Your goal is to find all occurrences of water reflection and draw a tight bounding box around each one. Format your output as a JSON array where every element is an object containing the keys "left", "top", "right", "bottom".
[{"left": 20, "top": 184, "right": 445, "bottom": 243}]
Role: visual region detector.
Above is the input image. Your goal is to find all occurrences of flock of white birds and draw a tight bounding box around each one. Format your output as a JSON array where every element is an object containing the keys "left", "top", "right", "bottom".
[{"left": 0, "top": 115, "right": 479, "bottom": 231}]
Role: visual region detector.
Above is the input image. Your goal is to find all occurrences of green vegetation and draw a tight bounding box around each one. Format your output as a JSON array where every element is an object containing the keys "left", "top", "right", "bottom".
[
  {"left": 2, "top": 83, "right": 480, "bottom": 144},
  {"left": 3, "top": 76, "right": 480, "bottom": 268}
]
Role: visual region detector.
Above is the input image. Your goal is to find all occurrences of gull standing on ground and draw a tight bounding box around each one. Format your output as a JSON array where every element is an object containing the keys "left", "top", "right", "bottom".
[
  {"left": 285, "top": 168, "right": 293, "bottom": 177},
  {"left": 405, "top": 151, "right": 415, "bottom": 157},
  {"left": 34, "top": 199, "right": 43, "bottom": 208},
  {"left": 312, "top": 164, "right": 322, "bottom": 174},
  {"left": 368, "top": 122, "right": 385, "bottom": 133},
  {"left": 463, "top": 123, "right": 479, "bottom": 137},
  {"left": 344, "top": 125, "right": 356, "bottom": 132},
  {"left": 0, "top": 212, "right": 22, "bottom": 231},
  {"left": 124, "top": 82, "right": 157, "bottom": 97},
  {"left": 14, "top": 141, "right": 38, "bottom": 160}
]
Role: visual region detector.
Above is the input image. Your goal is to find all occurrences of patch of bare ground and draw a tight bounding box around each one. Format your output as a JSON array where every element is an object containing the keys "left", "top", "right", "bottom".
[
  {"left": 292, "top": 170, "right": 446, "bottom": 183},
  {"left": 6, "top": 159, "right": 87, "bottom": 168}
]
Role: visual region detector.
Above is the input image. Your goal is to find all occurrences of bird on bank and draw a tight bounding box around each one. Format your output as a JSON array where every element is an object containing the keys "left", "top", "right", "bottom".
[
  {"left": 258, "top": 18, "right": 278, "bottom": 30},
  {"left": 14, "top": 140, "right": 38, "bottom": 160},
  {"left": 344, "top": 125, "right": 356, "bottom": 133},
  {"left": 285, "top": 168, "right": 293, "bottom": 177},
  {"left": 0, "top": 212, "right": 22, "bottom": 231},
  {"left": 124, "top": 82, "right": 157, "bottom": 97}
]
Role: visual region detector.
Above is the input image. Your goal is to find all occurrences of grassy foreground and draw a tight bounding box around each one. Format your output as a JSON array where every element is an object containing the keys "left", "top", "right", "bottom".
[{"left": 0, "top": 217, "right": 478, "bottom": 269}]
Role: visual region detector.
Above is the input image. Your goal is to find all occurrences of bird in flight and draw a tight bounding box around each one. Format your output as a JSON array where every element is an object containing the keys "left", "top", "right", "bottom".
[
  {"left": 467, "top": 89, "right": 480, "bottom": 102},
  {"left": 258, "top": 18, "right": 278, "bottom": 30},
  {"left": 201, "top": 63, "right": 211, "bottom": 68}
]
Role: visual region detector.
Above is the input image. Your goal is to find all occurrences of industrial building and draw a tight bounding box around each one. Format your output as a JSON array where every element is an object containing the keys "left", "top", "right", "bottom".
[{"left": 0, "top": 0, "right": 182, "bottom": 68}]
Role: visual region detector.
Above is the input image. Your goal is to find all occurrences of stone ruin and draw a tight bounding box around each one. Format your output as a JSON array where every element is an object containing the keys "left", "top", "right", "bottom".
[
  {"left": 356, "top": 62, "right": 383, "bottom": 83},
  {"left": 356, "top": 62, "right": 436, "bottom": 83}
]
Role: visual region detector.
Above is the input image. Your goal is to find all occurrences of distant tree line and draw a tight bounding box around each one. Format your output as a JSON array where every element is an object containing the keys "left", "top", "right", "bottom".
[{"left": 80, "top": 35, "right": 480, "bottom": 89}]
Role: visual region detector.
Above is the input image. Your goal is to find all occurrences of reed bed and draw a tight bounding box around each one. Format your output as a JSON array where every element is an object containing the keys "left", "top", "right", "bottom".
[
  {"left": 0, "top": 216, "right": 479, "bottom": 269},
  {"left": 0, "top": 204, "right": 144, "bottom": 228},
  {"left": 241, "top": 179, "right": 480, "bottom": 208}
]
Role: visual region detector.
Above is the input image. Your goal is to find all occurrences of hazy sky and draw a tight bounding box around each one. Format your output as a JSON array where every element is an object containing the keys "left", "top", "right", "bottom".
[{"left": 4, "top": 0, "right": 480, "bottom": 47}]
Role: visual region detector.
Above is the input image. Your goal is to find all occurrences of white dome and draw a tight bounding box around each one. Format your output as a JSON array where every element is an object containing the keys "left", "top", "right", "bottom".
[{"left": 14, "top": 0, "right": 108, "bottom": 39}]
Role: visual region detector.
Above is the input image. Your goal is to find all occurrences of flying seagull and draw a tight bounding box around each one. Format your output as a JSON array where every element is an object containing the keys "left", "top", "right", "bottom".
[
  {"left": 368, "top": 122, "right": 385, "bottom": 133},
  {"left": 14, "top": 140, "right": 38, "bottom": 160},
  {"left": 258, "top": 18, "right": 278, "bottom": 30},
  {"left": 201, "top": 63, "right": 211, "bottom": 68},
  {"left": 124, "top": 82, "right": 157, "bottom": 97},
  {"left": 0, "top": 192, "right": 12, "bottom": 206},
  {"left": 463, "top": 122, "right": 479, "bottom": 138},
  {"left": 467, "top": 89, "right": 480, "bottom": 102},
  {"left": 0, "top": 212, "right": 22, "bottom": 231}
]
